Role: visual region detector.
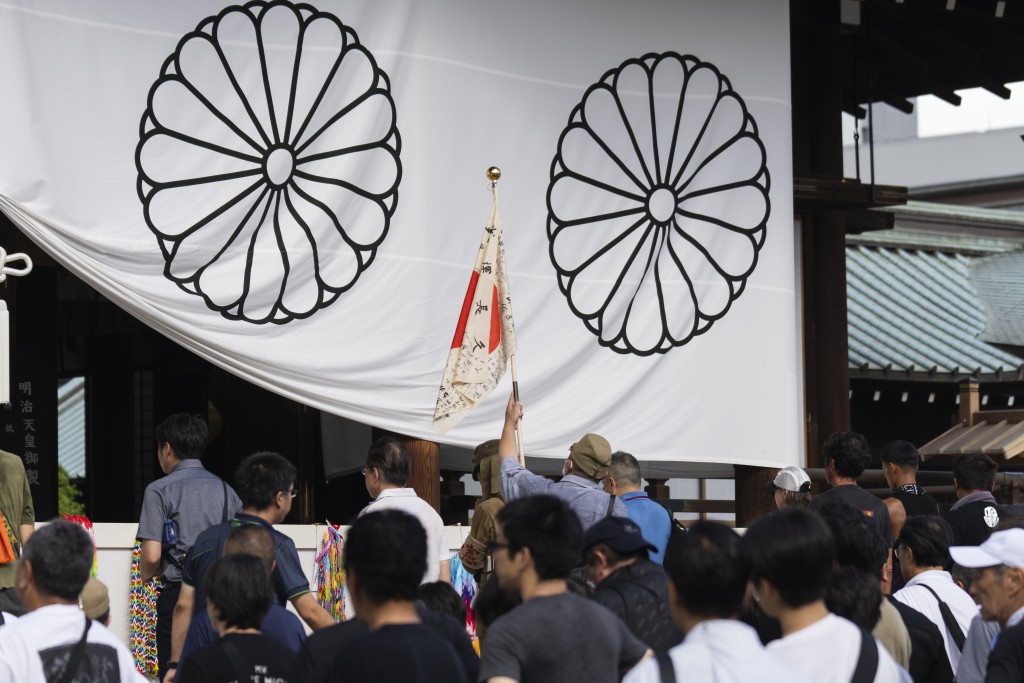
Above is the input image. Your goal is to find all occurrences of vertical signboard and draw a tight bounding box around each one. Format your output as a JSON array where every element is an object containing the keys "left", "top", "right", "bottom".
[{"left": 0, "top": 346, "right": 57, "bottom": 519}]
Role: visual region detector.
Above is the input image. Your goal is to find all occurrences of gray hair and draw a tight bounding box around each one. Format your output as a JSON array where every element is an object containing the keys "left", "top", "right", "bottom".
[{"left": 608, "top": 451, "right": 641, "bottom": 487}]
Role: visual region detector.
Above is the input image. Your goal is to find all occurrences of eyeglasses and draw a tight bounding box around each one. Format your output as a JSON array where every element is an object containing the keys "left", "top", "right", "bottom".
[
  {"left": 487, "top": 541, "right": 510, "bottom": 553},
  {"left": 289, "top": 489, "right": 298, "bottom": 499},
  {"left": 361, "top": 466, "right": 370, "bottom": 476}
]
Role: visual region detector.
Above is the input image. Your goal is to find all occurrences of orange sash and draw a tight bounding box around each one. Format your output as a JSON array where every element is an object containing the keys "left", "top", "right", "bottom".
[{"left": 0, "top": 510, "right": 16, "bottom": 564}]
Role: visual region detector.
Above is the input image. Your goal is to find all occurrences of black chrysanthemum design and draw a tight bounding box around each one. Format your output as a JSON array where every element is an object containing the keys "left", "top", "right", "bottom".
[
  {"left": 136, "top": 0, "right": 401, "bottom": 324},
  {"left": 547, "top": 53, "right": 770, "bottom": 355}
]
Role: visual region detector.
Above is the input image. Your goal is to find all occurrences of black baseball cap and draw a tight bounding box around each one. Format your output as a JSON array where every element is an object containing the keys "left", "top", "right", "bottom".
[{"left": 582, "top": 516, "right": 656, "bottom": 555}]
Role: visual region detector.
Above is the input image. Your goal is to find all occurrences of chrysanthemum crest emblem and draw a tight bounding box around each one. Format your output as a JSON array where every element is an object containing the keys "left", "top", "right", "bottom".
[
  {"left": 547, "top": 53, "right": 770, "bottom": 355},
  {"left": 136, "top": 0, "right": 401, "bottom": 324}
]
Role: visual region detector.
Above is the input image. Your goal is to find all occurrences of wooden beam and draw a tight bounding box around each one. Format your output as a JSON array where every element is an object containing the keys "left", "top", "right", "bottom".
[
  {"left": 972, "top": 410, "right": 1024, "bottom": 425},
  {"left": 659, "top": 499, "right": 736, "bottom": 515},
  {"left": 793, "top": 176, "right": 908, "bottom": 213},
  {"left": 845, "top": 209, "right": 895, "bottom": 234}
]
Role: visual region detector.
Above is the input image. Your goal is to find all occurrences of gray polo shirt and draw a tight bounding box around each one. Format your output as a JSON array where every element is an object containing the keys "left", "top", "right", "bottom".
[
  {"left": 137, "top": 459, "right": 242, "bottom": 582},
  {"left": 500, "top": 458, "right": 627, "bottom": 531}
]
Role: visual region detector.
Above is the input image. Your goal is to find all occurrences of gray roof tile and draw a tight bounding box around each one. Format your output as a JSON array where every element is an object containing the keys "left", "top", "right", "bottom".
[{"left": 847, "top": 244, "right": 1024, "bottom": 378}]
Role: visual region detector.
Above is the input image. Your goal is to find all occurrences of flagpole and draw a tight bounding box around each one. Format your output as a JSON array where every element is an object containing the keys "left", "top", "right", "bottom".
[
  {"left": 510, "top": 355, "right": 525, "bottom": 466},
  {"left": 487, "top": 166, "right": 526, "bottom": 467}
]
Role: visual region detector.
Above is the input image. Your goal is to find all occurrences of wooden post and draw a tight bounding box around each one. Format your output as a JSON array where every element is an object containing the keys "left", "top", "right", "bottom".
[
  {"left": 644, "top": 478, "right": 671, "bottom": 500},
  {"left": 735, "top": 465, "right": 778, "bottom": 527},
  {"left": 959, "top": 379, "right": 979, "bottom": 427},
  {"left": 401, "top": 437, "right": 440, "bottom": 512},
  {"left": 792, "top": 0, "right": 850, "bottom": 469},
  {"left": 372, "top": 429, "right": 441, "bottom": 512}
]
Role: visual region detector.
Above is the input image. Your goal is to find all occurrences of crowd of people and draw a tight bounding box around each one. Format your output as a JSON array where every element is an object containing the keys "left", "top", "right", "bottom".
[{"left": 1, "top": 398, "right": 1023, "bottom": 682}]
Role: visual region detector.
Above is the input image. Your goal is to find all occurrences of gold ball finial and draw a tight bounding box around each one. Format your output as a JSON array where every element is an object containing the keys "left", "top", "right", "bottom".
[{"left": 486, "top": 166, "right": 502, "bottom": 182}]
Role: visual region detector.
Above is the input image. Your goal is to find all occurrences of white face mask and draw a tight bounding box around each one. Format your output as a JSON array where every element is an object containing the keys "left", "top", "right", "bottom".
[{"left": 562, "top": 458, "right": 572, "bottom": 477}]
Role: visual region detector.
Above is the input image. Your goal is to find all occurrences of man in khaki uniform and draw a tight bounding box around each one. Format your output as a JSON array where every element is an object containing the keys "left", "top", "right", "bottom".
[
  {"left": 0, "top": 449, "right": 34, "bottom": 616},
  {"left": 459, "top": 440, "right": 504, "bottom": 583}
]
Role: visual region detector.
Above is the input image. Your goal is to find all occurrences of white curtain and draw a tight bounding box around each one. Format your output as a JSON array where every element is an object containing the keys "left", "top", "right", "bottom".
[{"left": 0, "top": 0, "right": 801, "bottom": 473}]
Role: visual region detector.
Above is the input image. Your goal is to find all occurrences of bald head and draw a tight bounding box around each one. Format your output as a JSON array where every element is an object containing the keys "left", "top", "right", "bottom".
[{"left": 224, "top": 524, "right": 275, "bottom": 574}]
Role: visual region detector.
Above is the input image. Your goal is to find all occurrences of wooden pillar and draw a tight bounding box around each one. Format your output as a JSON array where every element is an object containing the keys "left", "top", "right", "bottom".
[
  {"left": 372, "top": 428, "right": 440, "bottom": 512},
  {"left": 792, "top": 0, "right": 850, "bottom": 468},
  {"left": 735, "top": 465, "right": 778, "bottom": 528},
  {"left": 403, "top": 438, "right": 440, "bottom": 511},
  {"left": 291, "top": 404, "right": 321, "bottom": 524},
  {"left": 959, "top": 379, "right": 979, "bottom": 426},
  {"left": 644, "top": 478, "right": 670, "bottom": 500}
]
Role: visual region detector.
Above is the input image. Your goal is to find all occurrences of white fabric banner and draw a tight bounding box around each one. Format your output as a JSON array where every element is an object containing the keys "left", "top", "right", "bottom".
[{"left": 0, "top": 0, "right": 801, "bottom": 472}]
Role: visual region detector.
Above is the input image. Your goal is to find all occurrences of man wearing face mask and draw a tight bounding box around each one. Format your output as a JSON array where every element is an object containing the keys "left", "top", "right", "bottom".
[
  {"left": 497, "top": 393, "right": 627, "bottom": 532},
  {"left": 458, "top": 440, "right": 505, "bottom": 584}
]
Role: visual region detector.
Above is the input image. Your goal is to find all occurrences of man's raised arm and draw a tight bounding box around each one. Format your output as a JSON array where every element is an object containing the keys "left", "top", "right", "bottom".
[{"left": 499, "top": 392, "right": 523, "bottom": 462}]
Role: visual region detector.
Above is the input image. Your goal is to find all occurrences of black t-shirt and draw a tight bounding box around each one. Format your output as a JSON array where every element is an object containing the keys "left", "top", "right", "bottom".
[
  {"left": 810, "top": 484, "right": 893, "bottom": 547},
  {"left": 986, "top": 620, "right": 1024, "bottom": 683},
  {"left": 945, "top": 500, "right": 1002, "bottom": 547},
  {"left": 892, "top": 488, "right": 939, "bottom": 519},
  {"left": 298, "top": 606, "right": 478, "bottom": 683},
  {"left": 889, "top": 487, "right": 940, "bottom": 591},
  {"left": 176, "top": 633, "right": 297, "bottom": 683},
  {"left": 328, "top": 623, "right": 466, "bottom": 683}
]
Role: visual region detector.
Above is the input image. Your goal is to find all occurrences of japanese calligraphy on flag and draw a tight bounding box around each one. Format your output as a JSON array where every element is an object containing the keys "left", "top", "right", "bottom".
[{"left": 433, "top": 190, "right": 517, "bottom": 435}]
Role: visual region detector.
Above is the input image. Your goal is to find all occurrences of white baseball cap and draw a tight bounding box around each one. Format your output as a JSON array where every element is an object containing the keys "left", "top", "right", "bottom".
[
  {"left": 766, "top": 465, "right": 811, "bottom": 493},
  {"left": 950, "top": 528, "right": 1024, "bottom": 570}
]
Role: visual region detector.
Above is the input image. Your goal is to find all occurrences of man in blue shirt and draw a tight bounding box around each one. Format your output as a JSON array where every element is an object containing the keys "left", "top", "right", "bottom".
[
  {"left": 164, "top": 451, "right": 334, "bottom": 682},
  {"left": 604, "top": 451, "right": 671, "bottom": 564},
  {"left": 179, "top": 524, "right": 306, "bottom": 665}
]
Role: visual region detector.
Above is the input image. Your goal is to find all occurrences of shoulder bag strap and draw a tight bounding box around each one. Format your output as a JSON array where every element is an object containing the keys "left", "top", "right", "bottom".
[
  {"left": 219, "top": 636, "right": 252, "bottom": 680},
  {"left": 606, "top": 493, "right": 616, "bottom": 518},
  {"left": 655, "top": 650, "right": 676, "bottom": 683},
  {"left": 850, "top": 628, "right": 879, "bottom": 683},
  {"left": 918, "top": 584, "right": 967, "bottom": 650},
  {"left": 662, "top": 501, "right": 680, "bottom": 532},
  {"left": 51, "top": 616, "right": 92, "bottom": 683},
  {"left": 221, "top": 479, "right": 229, "bottom": 523}
]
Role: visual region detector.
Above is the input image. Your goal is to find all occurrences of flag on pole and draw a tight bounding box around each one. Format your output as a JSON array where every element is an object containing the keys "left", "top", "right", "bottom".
[{"left": 433, "top": 187, "right": 517, "bottom": 435}]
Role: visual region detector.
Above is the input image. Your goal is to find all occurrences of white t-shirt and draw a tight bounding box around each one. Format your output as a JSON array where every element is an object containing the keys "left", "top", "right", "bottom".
[
  {"left": 893, "top": 569, "right": 978, "bottom": 674},
  {"left": 625, "top": 619, "right": 814, "bottom": 683},
  {"left": 768, "top": 613, "right": 911, "bottom": 683},
  {"left": 0, "top": 612, "right": 18, "bottom": 626},
  {"left": 0, "top": 603, "right": 146, "bottom": 682},
  {"left": 360, "top": 487, "right": 449, "bottom": 583}
]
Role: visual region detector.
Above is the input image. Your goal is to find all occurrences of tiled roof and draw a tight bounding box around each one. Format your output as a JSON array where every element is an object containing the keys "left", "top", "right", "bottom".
[
  {"left": 970, "top": 250, "right": 1024, "bottom": 348},
  {"left": 847, "top": 241, "right": 1024, "bottom": 380}
]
